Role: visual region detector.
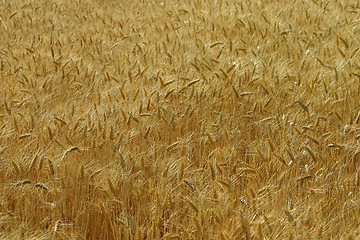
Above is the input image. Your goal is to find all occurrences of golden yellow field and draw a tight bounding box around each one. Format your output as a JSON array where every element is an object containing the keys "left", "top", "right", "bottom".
[{"left": 1, "top": 0, "right": 360, "bottom": 239}]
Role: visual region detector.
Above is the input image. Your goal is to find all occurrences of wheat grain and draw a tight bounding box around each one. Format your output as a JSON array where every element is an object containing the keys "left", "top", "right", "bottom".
[
  {"left": 303, "top": 145, "right": 316, "bottom": 162},
  {"left": 35, "top": 183, "right": 50, "bottom": 191},
  {"left": 13, "top": 180, "right": 31, "bottom": 186},
  {"left": 0, "top": 0, "right": 359, "bottom": 238}
]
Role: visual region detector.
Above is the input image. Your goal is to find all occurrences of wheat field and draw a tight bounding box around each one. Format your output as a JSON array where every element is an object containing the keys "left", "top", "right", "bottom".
[{"left": 1, "top": 0, "right": 360, "bottom": 239}]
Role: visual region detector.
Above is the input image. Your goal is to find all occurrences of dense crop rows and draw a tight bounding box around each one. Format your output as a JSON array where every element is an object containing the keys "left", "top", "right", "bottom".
[{"left": 1, "top": 0, "right": 360, "bottom": 239}]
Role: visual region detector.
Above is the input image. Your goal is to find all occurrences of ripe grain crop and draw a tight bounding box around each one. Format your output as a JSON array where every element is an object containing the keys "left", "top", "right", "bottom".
[{"left": 1, "top": 0, "right": 360, "bottom": 239}]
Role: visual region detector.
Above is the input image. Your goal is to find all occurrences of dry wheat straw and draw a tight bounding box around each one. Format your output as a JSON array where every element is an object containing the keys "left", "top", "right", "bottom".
[{"left": 1, "top": 0, "right": 359, "bottom": 238}]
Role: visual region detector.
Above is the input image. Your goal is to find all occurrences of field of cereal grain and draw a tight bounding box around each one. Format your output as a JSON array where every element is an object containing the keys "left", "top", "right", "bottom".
[{"left": 1, "top": 0, "right": 360, "bottom": 239}]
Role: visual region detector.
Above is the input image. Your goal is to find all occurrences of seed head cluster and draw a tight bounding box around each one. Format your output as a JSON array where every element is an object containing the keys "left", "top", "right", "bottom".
[{"left": 1, "top": 0, "right": 360, "bottom": 239}]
